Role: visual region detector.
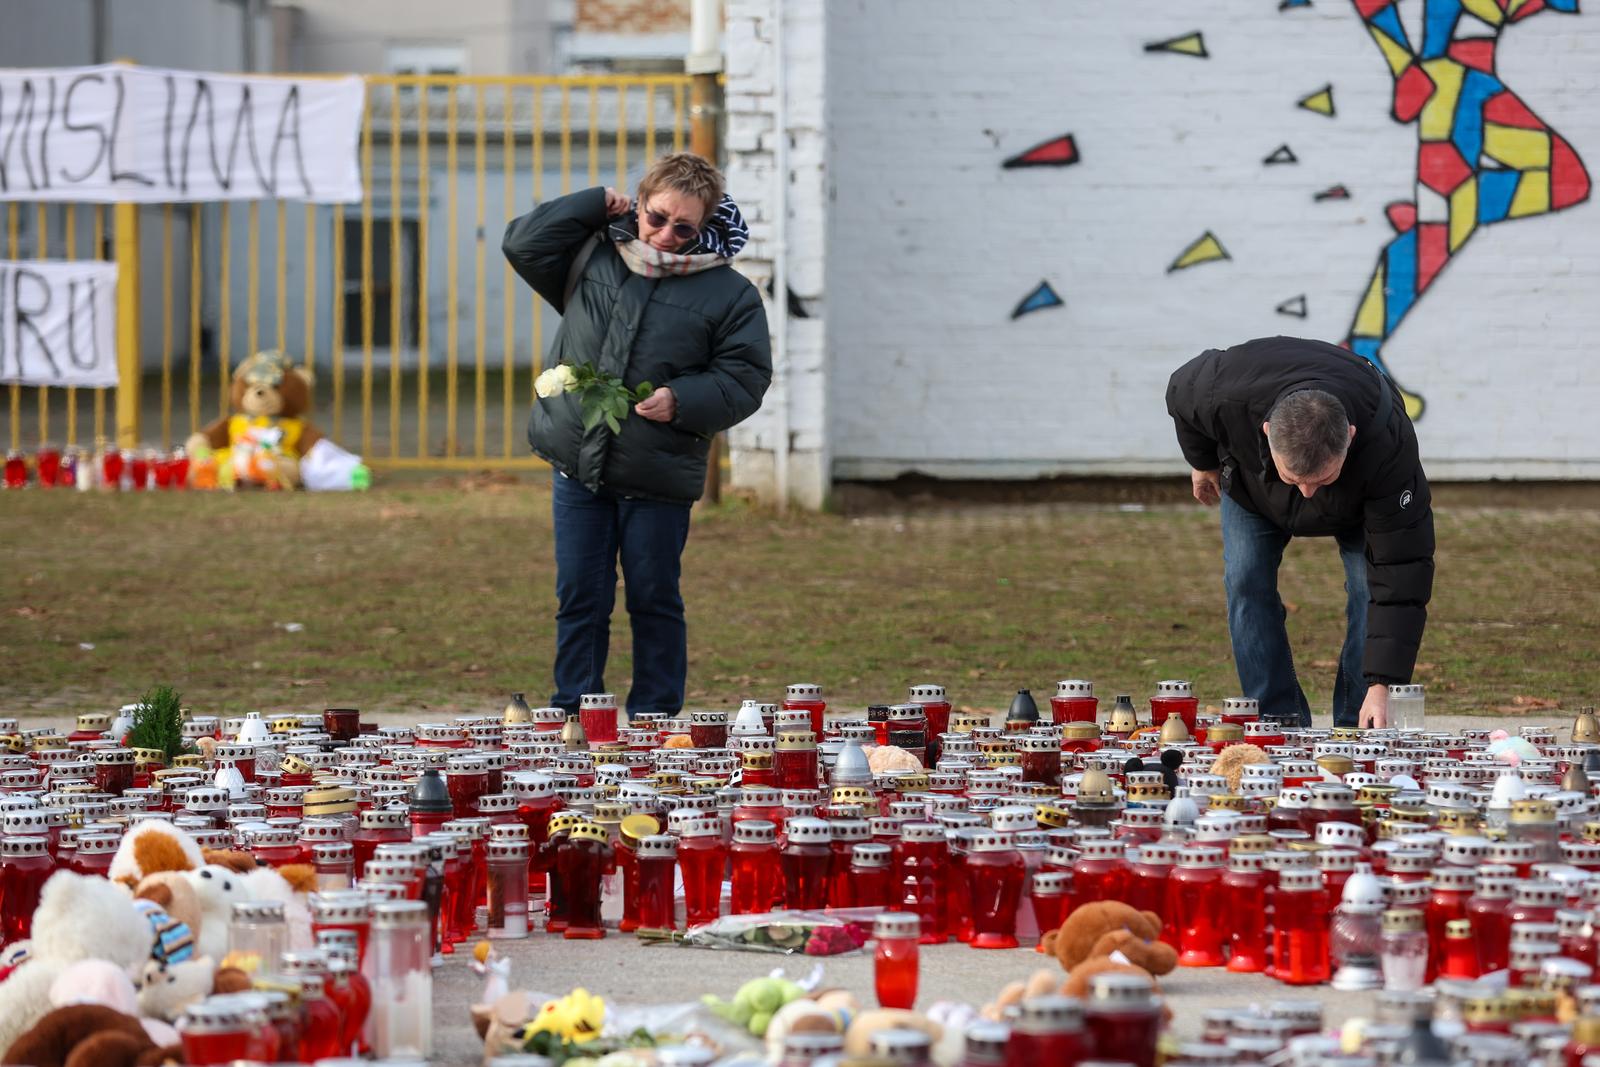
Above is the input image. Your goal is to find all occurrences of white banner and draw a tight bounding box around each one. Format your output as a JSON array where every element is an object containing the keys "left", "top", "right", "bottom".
[
  {"left": 0, "top": 64, "right": 364, "bottom": 203},
  {"left": 0, "top": 260, "right": 118, "bottom": 387}
]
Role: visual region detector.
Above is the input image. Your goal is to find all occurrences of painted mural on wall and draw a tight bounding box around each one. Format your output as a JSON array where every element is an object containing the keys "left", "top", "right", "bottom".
[
  {"left": 1004, "top": 0, "right": 1590, "bottom": 424},
  {"left": 1344, "top": 0, "right": 1590, "bottom": 418}
]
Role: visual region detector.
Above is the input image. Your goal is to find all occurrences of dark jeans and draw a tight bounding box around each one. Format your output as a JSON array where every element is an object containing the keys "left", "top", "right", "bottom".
[
  {"left": 551, "top": 472, "right": 692, "bottom": 719},
  {"left": 1220, "top": 495, "right": 1368, "bottom": 728}
]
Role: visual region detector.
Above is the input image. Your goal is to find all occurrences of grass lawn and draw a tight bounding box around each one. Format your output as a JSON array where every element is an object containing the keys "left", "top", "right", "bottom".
[{"left": 3, "top": 477, "right": 1597, "bottom": 719}]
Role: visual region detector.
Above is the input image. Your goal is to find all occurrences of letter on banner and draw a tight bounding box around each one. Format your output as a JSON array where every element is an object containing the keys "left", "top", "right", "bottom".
[
  {"left": 0, "top": 260, "right": 119, "bottom": 388},
  {"left": 0, "top": 64, "right": 363, "bottom": 203}
]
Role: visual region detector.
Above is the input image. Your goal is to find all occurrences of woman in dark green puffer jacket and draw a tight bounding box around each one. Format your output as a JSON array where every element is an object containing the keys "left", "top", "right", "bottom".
[{"left": 503, "top": 152, "right": 771, "bottom": 721}]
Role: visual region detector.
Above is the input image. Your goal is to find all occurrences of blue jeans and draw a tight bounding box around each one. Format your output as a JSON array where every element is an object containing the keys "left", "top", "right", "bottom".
[
  {"left": 1220, "top": 495, "right": 1368, "bottom": 728},
  {"left": 551, "top": 472, "right": 693, "bottom": 719}
]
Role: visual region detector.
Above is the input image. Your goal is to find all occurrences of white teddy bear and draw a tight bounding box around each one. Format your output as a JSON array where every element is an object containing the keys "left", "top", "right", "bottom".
[{"left": 0, "top": 871, "right": 156, "bottom": 1052}]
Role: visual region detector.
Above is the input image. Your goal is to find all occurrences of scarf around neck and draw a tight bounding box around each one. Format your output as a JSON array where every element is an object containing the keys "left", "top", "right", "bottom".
[{"left": 610, "top": 193, "right": 749, "bottom": 279}]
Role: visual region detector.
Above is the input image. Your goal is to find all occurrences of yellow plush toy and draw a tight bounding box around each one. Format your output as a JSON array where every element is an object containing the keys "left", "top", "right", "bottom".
[{"left": 516, "top": 987, "right": 606, "bottom": 1045}]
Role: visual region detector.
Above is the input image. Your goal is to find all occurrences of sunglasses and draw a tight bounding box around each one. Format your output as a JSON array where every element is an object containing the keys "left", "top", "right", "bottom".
[{"left": 642, "top": 205, "right": 700, "bottom": 242}]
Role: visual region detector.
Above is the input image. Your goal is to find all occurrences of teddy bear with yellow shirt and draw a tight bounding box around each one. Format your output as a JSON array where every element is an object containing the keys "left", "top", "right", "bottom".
[{"left": 186, "top": 350, "right": 368, "bottom": 491}]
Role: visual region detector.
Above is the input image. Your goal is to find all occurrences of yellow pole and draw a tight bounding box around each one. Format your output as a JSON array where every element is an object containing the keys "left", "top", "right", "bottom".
[{"left": 113, "top": 201, "right": 142, "bottom": 450}]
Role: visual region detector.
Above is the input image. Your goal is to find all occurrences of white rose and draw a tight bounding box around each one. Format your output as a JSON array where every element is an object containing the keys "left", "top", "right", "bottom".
[
  {"left": 554, "top": 364, "right": 579, "bottom": 390},
  {"left": 534, "top": 367, "right": 565, "bottom": 399}
]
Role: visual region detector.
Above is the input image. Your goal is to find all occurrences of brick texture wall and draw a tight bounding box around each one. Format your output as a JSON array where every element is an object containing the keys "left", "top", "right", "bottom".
[{"left": 575, "top": 0, "right": 690, "bottom": 35}]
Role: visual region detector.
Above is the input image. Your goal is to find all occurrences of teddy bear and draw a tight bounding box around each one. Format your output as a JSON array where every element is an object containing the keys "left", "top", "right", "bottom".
[
  {"left": 46, "top": 960, "right": 178, "bottom": 1047},
  {"left": 0, "top": 873, "right": 157, "bottom": 1053},
  {"left": 2, "top": 1004, "right": 180, "bottom": 1067},
  {"left": 182, "top": 864, "right": 254, "bottom": 962},
  {"left": 185, "top": 349, "right": 369, "bottom": 492},
  {"left": 1211, "top": 742, "right": 1271, "bottom": 792},
  {"left": 842, "top": 1008, "right": 943, "bottom": 1058},
  {"left": 110, "top": 821, "right": 204, "bottom": 889},
  {"left": 1042, "top": 900, "right": 1178, "bottom": 981}
]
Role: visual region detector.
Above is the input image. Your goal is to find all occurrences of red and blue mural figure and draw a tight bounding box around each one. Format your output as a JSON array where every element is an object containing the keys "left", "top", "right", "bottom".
[{"left": 1345, "top": 0, "right": 1590, "bottom": 417}]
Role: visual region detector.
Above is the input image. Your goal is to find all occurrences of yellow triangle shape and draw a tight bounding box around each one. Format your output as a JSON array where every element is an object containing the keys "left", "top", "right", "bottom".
[
  {"left": 1298, "top": 86, "right": 1334, "bottom": 117},
  {"left": 1148, "top": 32, "right": 1207, "bottom": 57},
  {"left": 1170, "top": 231, "right": 1230, "bottom": 272}
]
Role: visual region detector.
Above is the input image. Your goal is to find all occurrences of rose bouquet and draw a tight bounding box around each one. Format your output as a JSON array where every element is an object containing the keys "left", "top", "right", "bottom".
[{"left": 535, "top": 363, "right": 654, "bottom": 434}]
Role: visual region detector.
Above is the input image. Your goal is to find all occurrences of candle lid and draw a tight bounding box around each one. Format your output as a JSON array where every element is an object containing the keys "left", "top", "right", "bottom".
[
  {"left": 487, "top": 839, "right": 529, "bottom": 861},
  {"left": 784, "top": 817, "right": 831, "bottom": 844},
  {"left": 1056, "top": 680, "right": 1094, "bottom": 698},
  {"left": 900, "top": 822, "right": 945, "bottom": 844},
  {"left": 908, "top": 684, "right": 945, "bottom": 700},
  {"left": 872, "top": 912, "right": 919, "bottom": 939},
  {"left": 231, "top": 899, "right": 285, "bottom": 923},
  {"left": 1087, "top": 972, "right": 1154, "bottom": 1006},
  {"left": 851, "top": 842, "right": 891, "bottom": 867},
  {"left": 370, "top": 899, "right": 428, "bottom": 927},
  {"left": 1381, "top": 908, "right": 1424, "bottom": 933},
  {"left": 733, "top": 820, "right": 777, "bottom": 845},
  {"left": 786, "top": 683, "right": 823, "bottom": 699},
  {"left": 637, "top": 834, "right": 678, "bottom": 858},
  {"left": 1512, "top": 881, "right": 1564, "bottom": 907}
]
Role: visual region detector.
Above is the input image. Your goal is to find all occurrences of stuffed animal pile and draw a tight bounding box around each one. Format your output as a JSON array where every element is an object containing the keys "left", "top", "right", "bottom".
[{"left": 0, "top": 820, "right": 319, "bottom": 1066}]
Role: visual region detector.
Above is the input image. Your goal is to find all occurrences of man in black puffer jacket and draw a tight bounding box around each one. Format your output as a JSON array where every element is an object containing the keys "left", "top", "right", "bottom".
[
  {"left": 1165, "top": 337, "right": 1434, "bottom": 728},
  {"left": 504, "top": 153, "right": 771, "bottom": 721}
]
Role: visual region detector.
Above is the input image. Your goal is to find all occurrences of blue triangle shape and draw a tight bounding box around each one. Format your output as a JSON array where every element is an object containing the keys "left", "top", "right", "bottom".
[{"left": 1011, "top": 280, "right": 1064, "bottom": 319}]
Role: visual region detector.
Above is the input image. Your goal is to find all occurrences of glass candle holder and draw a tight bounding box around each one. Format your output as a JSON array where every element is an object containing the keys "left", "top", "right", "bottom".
[
  {"left": 781, "top": 817, "right": 833, "bottom": 910},
  {"left": 783, "top": 683, "right": 828, "bottom": 741},
  {"left": 873, "top": 913, "right": 920, "bottom": 1009},
  {"left": 729, "top": 819, "right": 783, "bottom": 914},
  {"left": 672, "top": 814, "right": 723, "bottom": 928},
  {"left": 1029, "top": 870, "right": 1070, "bottom": 952},
  {"left": 1223, "top": 852, "right": 1269, "bottom": 972},
  {"left": 178, "top": 997, "right": 273, "bottom": 1066},
  {"left": 0, "top": 836, "right": 51, "bottom": 942},
  {"left": 1273, "top": 868, "right": 1331, "bottom": 985},
  {"left": 1149, "top": 679, "right": 1198, "bottom": 731},
  {"left": 486, "top": 839, "right": 530, "bottom": 939},
  {"left": 965, "top": 831, "right": 1025, "bottom": 950},
  {"left": 1083, "top": 972, "right": 1159, "bottom": 1067},
  {"left": 1467, "top": 866, "right": 1517, "bottom": 973},
  {"left": 228, "top": 899, "right": 287, "bottom": 981},
  {"left": 896, "top": 822, "right": 949, "bottom": 944},
  {"left": 368, "top": 901, "right": 432, "bottom": 1060},
  {"left": 850, "top": 843, "right": 894, "bottom": 910},
  {"left": 1007, "top": 995, "right": 1087, "bottom": 1067},
  {"left": 558, "top": 822, "right": 613, "bottom": 939},
  {"left": 579, "top": 693, "right": 620, "bottom": 746},
  {"left": 1050, "top": 680, "right": 1097, "bottom": 724},
  {"left": 1168, "top": 846, "right": 1227, "bottom": 967},
  {"left": 636, "top": 835, "right": 678, "bottom": 930},
  {"left": 1379, "top": 908, "right": 1428, "bottom": 992},
  {"left": 908, "top": 684, "right": 950, "bottom": 763},
  {"left": 1070, "top": 839, "right": 1128, "bottom": 913},
  {"left": 774, "top": 731, "right": 820, "bottom": 791}
]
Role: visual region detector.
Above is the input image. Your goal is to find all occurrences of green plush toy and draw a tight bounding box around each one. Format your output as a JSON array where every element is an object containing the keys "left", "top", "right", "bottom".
[{"left": 701, "top": 977, "right": 808, "bottom": 1036}]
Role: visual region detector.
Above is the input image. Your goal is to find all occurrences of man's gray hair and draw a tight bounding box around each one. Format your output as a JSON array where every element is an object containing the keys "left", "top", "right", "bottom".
[{"left": 1266, "top": 389, "right": 1350, "bottom": 476}]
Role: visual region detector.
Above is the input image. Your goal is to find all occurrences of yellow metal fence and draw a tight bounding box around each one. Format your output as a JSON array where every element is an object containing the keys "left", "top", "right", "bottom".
[{"left": 2, "top": 74, "right": 694, "bottom": 469}]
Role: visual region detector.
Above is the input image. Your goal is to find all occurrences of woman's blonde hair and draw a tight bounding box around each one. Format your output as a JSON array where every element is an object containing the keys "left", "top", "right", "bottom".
[{"left": 637, "top": 152, "right": 724, "bottom": 218}]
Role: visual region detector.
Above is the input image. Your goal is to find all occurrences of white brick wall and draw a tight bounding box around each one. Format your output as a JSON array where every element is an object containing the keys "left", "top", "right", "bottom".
[
  {"left": 725, "top": 0, "right": 830, "bottom": 509},
  {"left": 729, "top": 0, "right": 1600, "bottom": 498}
]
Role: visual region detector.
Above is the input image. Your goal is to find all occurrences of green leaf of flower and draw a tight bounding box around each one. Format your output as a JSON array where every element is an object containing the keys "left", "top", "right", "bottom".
[
  {"left": 636, "top": 381, "right": 653, "bottom": 399},
  {"left": 581, "top": 402, "right": 605, "bottom": 432},
  {"left": 605, "top": 412, "right": 622, "bottom": 434}
]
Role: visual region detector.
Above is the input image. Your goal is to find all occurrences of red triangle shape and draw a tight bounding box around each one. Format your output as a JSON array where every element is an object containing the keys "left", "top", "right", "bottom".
[
  {"left": 1417, "top": 223, "right": 1449, "bottom": 292},
  {"left": 1484, "top": 91, "right": 1546, "bottom": 131},
  {"left": 1552, "top": 136, "right": 1592, "bottom": 210},
  {"left": 1004, "top": 135, "right": 1079, "bottom": 168}
]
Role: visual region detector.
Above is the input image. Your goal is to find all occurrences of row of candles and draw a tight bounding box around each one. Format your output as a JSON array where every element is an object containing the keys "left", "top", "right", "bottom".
[
  {"left": 9, "top": 682, "right": 1598, "bottom": 1067},
  {"left": 2, "top": 442, "right": 190, "bottom": 490}
]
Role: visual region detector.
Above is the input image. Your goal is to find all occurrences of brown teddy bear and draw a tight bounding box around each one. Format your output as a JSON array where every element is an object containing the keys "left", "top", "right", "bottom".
[
  {"left": 186, "top": 349, "right": 323, "bottom": 490},
  {"left": 1042, "top": 900, "right": 1178, "bottom": 978},
  {"left": 2, "top": 1004, "right": 179, "bottom": 1067}
]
